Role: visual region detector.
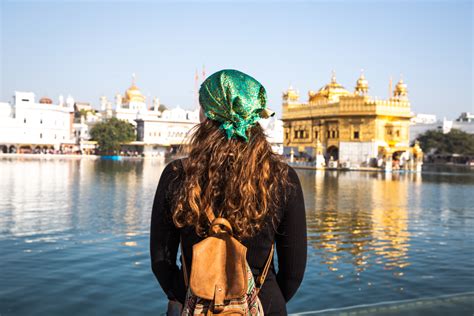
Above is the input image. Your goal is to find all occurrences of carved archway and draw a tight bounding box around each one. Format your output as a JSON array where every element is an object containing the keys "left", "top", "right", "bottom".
[{"left": 326, "top": 145, "right": 339, "bottom": 161}]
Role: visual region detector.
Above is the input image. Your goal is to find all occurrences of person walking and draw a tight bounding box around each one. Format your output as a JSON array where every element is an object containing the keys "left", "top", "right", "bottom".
[{"left": 150, "top": 69, "right": 307, "bottom": 315}]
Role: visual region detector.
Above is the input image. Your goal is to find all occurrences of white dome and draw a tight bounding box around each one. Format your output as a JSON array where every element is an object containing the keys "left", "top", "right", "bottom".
[
  {"left": 170, "top": 107, "right": 186, "bottom": 120},
  {"left": 161, "top": 109, "right": 171, "bottom": 119}
]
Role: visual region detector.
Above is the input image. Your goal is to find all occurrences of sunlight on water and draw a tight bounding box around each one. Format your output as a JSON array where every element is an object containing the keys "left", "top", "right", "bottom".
[
  {"left": 0, "top": 158, "right": 473, "bottom": 315},
  {"left": 295, "top": 168, "right": 474, "bottom": 313}
]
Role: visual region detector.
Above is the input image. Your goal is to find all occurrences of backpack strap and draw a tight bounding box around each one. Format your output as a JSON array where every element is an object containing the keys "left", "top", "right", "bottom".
[{"left": 255, "top": 243, "right": 274, "bottom": 294}]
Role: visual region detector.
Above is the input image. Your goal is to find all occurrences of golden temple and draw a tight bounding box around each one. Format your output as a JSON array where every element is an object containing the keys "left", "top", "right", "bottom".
[{"left": 282, "top": 71, "right": 422, "bottom": 171}]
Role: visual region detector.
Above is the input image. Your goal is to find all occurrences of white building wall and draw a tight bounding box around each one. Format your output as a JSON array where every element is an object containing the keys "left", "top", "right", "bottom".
[
  {"left": 115, "top": 109, "right": 139, "bottom": 126},
  {"left": 259, "top": 117, "right": 284, "bottom": 154},
  {"left": 138, "top": 107, "right": 200, "bottom": 146},
  {"left": 411, "top": 113, "right": 437, "bottom": 124},
  {"left": 339, "top": 141, "right": 378, "bottom": 165},
  {"left": 0, "top": 92, "right": 74, "bottom": 150},
  {"left": 142, "top": 119, "right": 199, "bottom": 145}
]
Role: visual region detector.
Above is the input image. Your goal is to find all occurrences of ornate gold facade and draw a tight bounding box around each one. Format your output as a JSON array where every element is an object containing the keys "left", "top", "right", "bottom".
[{"left": 282, "top": 72, "right": 422, "bottom": 169}]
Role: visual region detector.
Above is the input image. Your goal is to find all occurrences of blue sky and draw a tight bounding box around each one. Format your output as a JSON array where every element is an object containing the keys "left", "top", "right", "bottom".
[{"left": 1, "top": 0, "right": 472, "bottom": 119}]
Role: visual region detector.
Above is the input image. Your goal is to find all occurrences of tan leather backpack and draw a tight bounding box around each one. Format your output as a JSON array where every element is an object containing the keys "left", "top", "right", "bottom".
[{"left": 181, "top": 208, "right": 274, "bottom": 316}]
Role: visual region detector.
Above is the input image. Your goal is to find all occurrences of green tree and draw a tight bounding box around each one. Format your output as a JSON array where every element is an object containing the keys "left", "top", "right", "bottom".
[
  {"left": 79, "top": 109, "right": 89, "bottom": 117},
  {"left": 416, "top": 128, "right": 474, "bottom": 155},
  {"left": 90, "top": 118, "right": 135, "bottom": 155}
]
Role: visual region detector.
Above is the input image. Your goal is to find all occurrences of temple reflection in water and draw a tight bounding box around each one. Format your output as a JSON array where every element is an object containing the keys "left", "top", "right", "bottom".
[{"left": 303, "top": 170, "right": 423, "bottom": 276}]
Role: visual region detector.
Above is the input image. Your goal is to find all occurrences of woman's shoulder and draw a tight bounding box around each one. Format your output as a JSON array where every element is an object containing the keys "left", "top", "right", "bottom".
[
  {"left": 160, "top": 158, "right": 186, "bottom": 184},
  {"left": 278, "top": 163, "right": 302, "bottom": 206},
  {"left": 277, "top": 161, "right": 300, "bottom": 187},
  {"left": 286, "top": 164, "right": 298, "bottom": 180},
  {"left": 163, "top": 157, "right": 187, "bottom": 173}
]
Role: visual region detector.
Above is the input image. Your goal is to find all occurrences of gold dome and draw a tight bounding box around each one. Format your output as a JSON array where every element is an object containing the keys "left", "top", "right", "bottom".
[
  {"left": 394, "top": 79, "right": 408, "bottom": 97},
  {"left": 355, "top": 71, "right": 369, "bottom": 95},
  {"left": 310, "top": 72, "right": 351, "bottom": 102},
  {"left": 123, "top": 74, "right": 146, "bottom": 104},
  {"left": 283, "top": 85, "right": 299, "bottom": 102}
]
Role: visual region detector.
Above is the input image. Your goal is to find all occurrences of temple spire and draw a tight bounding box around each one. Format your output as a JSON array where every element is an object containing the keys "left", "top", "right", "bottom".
[
  {"left": 194, "top": 69, "right": 200, "bottom": 110},
  {"left": 389, "top": 76, "right": 393, "bottom": 98},
  {"left": 331, "top": 70, "right": 337, "bottom": 83},
  {"left": 355, "top": 69, "right": 369, "bottom": 95}
]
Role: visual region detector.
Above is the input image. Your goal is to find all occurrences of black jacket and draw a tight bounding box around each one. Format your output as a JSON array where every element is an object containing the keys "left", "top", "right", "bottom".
[{"left": 150, "top": 159, "right": 307, "bottom": 315}]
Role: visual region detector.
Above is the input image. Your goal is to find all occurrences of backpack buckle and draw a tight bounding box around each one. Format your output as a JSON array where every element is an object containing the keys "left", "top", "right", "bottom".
[{"left": 209, "top": 218, "right": 233, "bottom": 236}]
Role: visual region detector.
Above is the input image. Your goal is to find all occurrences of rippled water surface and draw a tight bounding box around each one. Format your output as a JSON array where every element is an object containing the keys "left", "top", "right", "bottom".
[{"left": 0, "top": 158, "right": 473, "bottom": 315}]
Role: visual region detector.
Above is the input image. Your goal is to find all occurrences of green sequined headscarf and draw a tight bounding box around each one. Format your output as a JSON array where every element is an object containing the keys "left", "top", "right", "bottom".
[{"left": 199, "top": 69, "right": 275, "bottom": 142}]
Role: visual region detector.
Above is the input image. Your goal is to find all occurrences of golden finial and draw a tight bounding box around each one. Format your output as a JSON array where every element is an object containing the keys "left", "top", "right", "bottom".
[
  {"left": 355, "top": 69, "right": 369, "bottom": 95},
  {"left": 394, "top": 74, "right": 408, "bottom": 97},
  {"left": 389, "top": 76, "right": 393, "bottom": 98},
  {"left": 331, "top": 70, "right": 337, "bottom": 83}
]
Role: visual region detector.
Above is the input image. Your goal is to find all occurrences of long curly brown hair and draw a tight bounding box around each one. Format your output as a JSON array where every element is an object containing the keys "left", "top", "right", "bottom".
[{"left": 171, "top": 118, "right": 290, "bottom": 240}]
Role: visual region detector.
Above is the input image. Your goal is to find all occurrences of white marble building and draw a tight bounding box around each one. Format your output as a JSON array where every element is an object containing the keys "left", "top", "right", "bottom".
[
  {"left": 0, "top": 92, "right": 75, "bottom": 153},
  {"left": 135, "top": 106, "right": 200, "bottom": 157},
  {"left": 411, "top": 113, "right": 437, "bottom": 124},
  {"left": 72, "top": 112, "right": 102, "bottom": 154},
  {"left": 137, "top": 106, "right": 200, "bottom": 145},
  {"left": 259, "top": 117, "right": 284, "bottom": 155},
  {"left": 135, "top": 113, "right": 284, "bottom": 157}
]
